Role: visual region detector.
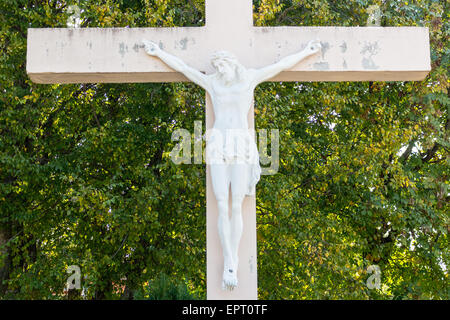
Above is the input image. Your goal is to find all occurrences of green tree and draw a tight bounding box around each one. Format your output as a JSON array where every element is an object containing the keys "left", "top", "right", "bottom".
[{"left": 0, "top": 0, "right": 448, "bottom": 300}]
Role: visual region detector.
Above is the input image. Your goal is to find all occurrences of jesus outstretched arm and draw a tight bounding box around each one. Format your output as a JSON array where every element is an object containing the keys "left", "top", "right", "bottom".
[
  {"left": 250, "top": 39, "right": 321, "bottom": 85},
  {"left": 142, "top": 40, "right": 212, "bottom": 92}
]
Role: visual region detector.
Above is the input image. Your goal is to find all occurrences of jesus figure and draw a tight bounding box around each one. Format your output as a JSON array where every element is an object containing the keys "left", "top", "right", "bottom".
[{"left": 142, "top": 39, "right": 321, "bottom": 290}]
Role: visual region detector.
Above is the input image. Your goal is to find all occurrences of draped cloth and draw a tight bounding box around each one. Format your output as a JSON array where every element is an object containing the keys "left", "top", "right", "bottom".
[{"left": 205, "top": 128, "right": 261, "bottom": 196}]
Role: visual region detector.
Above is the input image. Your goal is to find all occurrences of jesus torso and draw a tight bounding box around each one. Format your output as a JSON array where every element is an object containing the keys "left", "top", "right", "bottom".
[{"left": 209, "top": 75, "right": 255, "bottom": 132}]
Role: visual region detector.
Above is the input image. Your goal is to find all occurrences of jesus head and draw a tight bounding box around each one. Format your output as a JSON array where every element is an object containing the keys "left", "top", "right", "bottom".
[{"left": 210, "top": 51, "right": 245, "bottom": 83}]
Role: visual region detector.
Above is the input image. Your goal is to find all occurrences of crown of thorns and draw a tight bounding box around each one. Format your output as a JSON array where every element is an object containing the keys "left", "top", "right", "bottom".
[{"left": 210, "top": 51, "right": 239, "bottom": 66}]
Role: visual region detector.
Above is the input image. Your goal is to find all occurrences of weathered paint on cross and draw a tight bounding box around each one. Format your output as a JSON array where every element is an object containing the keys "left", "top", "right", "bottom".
[{"left": 26, "top": 0, "right": 431, "bottom": 300}]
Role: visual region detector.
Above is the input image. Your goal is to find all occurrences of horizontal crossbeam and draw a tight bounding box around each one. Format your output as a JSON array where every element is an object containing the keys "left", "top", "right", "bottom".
[{"left": 27, "top": 25, "right": 430, "bottom": 84}]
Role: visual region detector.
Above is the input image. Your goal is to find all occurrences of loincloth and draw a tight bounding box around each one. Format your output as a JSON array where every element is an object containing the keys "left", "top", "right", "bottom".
[{"left": 205, "top": 128, "right": 261, "bottom": 196}]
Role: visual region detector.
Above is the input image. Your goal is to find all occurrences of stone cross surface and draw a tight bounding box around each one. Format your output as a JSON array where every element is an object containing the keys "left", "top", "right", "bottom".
[{"left": 27, "top": 0, "right": 431, "bottom": 300}]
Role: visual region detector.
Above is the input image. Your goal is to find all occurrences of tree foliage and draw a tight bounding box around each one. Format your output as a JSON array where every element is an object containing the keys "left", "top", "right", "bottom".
[{"left": 0, "top": 0, "right": 448, "bottom": 299}]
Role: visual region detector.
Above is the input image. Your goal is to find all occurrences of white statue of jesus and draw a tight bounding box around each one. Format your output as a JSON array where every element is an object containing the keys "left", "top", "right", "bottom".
[{"left": 143, "top": 39, "right": 321, "bottom": 290}]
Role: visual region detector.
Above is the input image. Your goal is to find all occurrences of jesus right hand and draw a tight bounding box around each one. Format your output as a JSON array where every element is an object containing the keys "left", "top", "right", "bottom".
[{"left": 142, "top": 40, "right": 161, "bottom": 56}]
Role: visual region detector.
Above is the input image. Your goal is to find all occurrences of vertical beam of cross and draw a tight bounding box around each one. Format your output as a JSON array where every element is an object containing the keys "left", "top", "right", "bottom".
[
  {"left": 205, "top": 0, "right": 259, "bottom": 300},
  {"left": 206, "top": 0, "right": 253, "bottom": 30}
]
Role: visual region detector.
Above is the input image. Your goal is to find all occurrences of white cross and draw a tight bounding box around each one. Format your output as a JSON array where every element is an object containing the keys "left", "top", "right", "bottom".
[{"left": 27, "top": 0, "right": 430, "bottom": 300}]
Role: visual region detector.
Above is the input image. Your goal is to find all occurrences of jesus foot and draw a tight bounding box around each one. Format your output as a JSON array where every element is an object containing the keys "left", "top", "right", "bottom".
[{"left": 222, "top": 267, "right": 238, "bottom": 291}]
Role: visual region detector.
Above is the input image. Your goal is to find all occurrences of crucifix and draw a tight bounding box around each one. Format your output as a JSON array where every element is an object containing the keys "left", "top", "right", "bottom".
[{"left": 27, "top": 0, "right": 430, "bottom": 300}]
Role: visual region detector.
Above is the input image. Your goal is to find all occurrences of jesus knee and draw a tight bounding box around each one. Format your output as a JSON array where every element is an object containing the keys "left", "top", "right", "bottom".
[
  {"left": 216, "top": 199, "right": 229, "bottom": 216},
  {"left": 231, "top": 203, "right": 242, "bottom": 215},
  {"left": 231, "top": 196, "right": 244, "bottom": 215}
]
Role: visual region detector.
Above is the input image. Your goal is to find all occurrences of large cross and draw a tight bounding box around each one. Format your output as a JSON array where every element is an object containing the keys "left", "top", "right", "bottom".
[{"left": 27, "top": 0, "right": 430, "bottom": 300}]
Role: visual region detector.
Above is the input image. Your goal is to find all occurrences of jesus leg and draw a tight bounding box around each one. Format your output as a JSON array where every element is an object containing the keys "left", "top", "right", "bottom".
[
  {"left": 230, "top": 194, "right": 244, "bottom": 276},
  {"left": 210, "top": 164, "right": 237, "bottom": 290},
  {"left": 229, "top": 163, "right": 250, "bottom": 285},
  {"left": 217, "top": 198, "right": 238, "bottom": 290}
]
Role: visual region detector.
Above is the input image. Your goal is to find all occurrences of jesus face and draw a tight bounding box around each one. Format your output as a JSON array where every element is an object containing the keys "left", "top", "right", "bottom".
[{"left": 212, "top": 59, "right": 236, "bottom": 83}]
